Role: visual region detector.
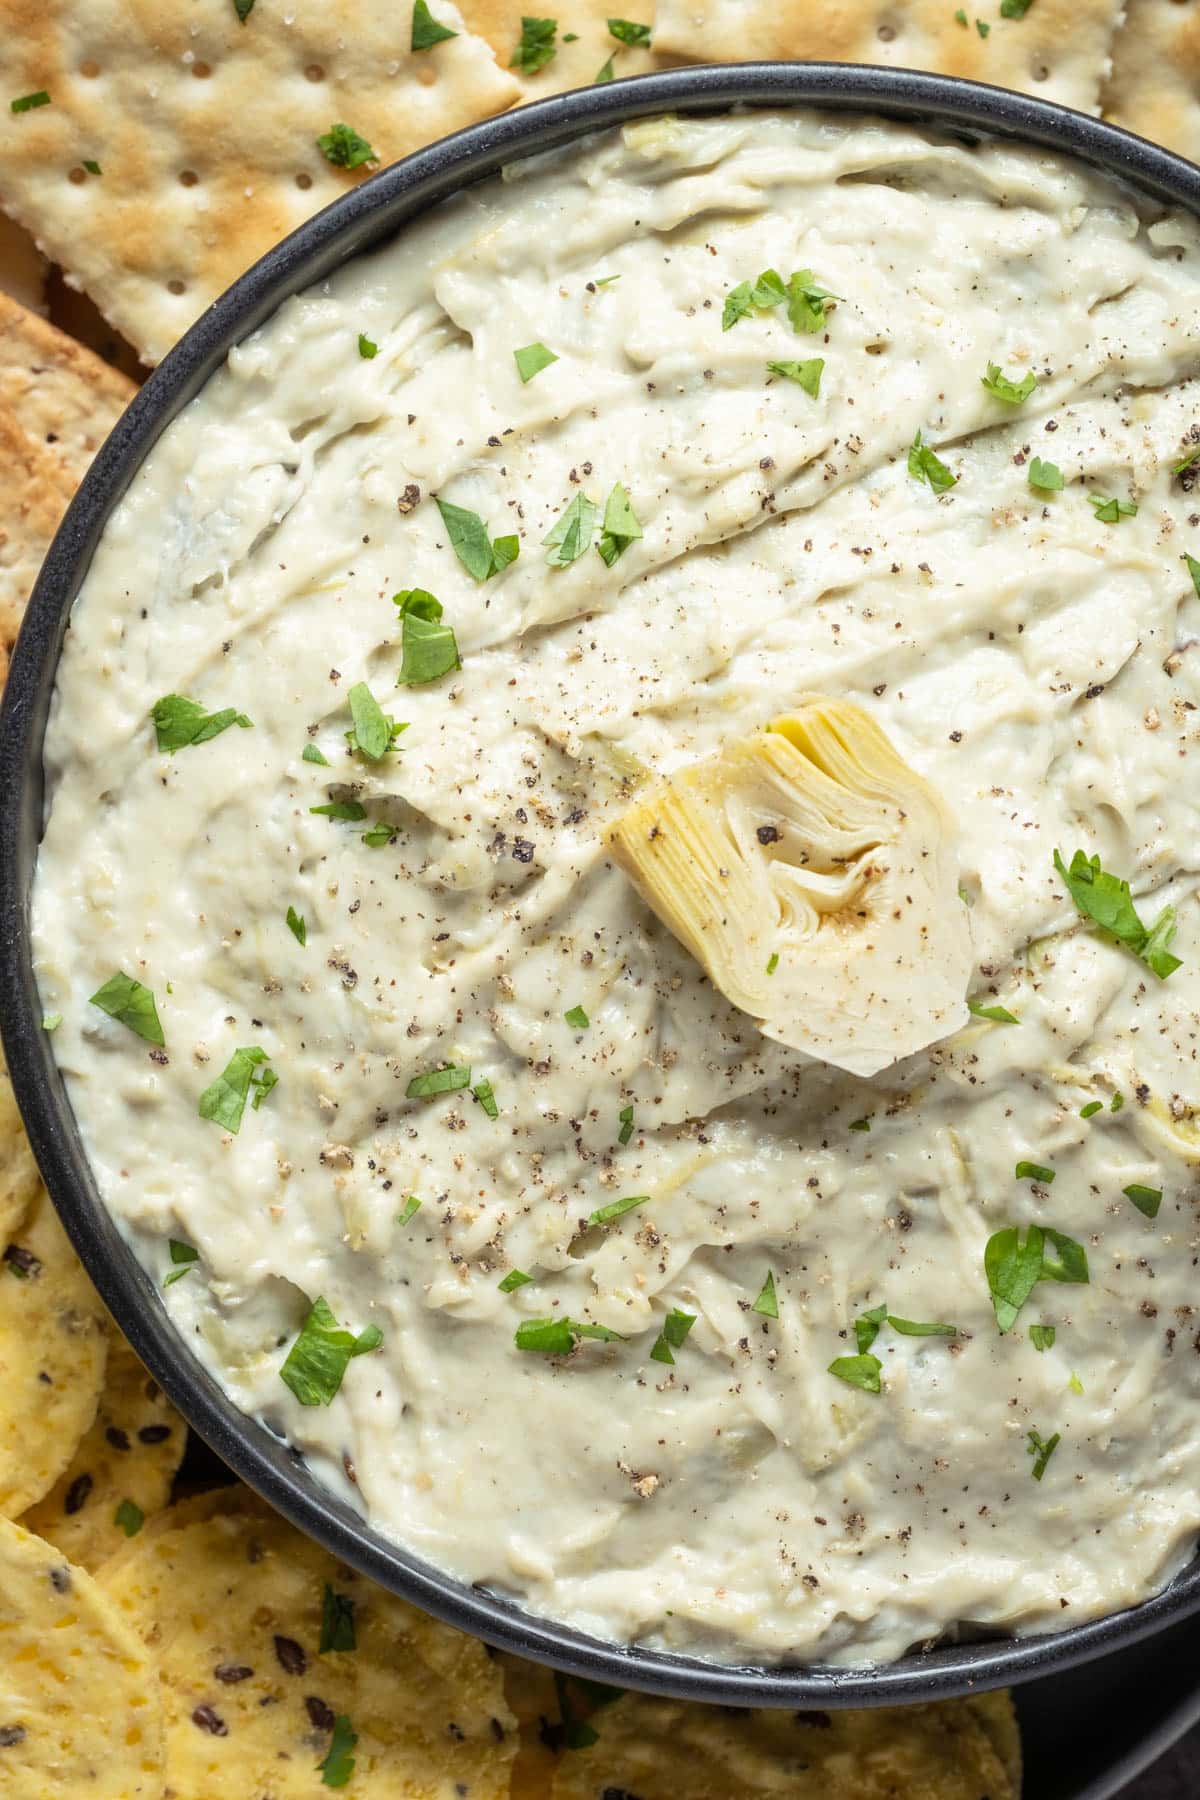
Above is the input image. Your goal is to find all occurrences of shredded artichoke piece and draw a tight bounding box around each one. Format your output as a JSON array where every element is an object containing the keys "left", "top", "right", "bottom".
[{"left": 606, "top": 697, "right": 972, "bottom": 1077}]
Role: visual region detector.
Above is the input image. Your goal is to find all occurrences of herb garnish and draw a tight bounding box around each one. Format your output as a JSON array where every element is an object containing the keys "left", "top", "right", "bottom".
[
  {"left": 593, "top": 55, "right": 616, "bottom": 79},
  {"left": 1186, "top": 553, "right": 1200, "bottom": 598},
  {"left": 42, "top": 1012, "right": 61, "bottom": 1032},
  {"left": 588, "top": 1194, "right": 647, "bottom": 1227},
  {"left": 499, "top": 1269, "right": 533, "bottom": 1292},
  {"left": 984, "top": 1223, "right": 1089, "bottom": 1333},
  {"left": 908, "top": 429, "right": 957, "bottom": 494},
  {"left": 855, "top": 1302, "right": 888, "bottom": 1353},
  {"left": 320, "top": 1585, "right": 356, "bottom": 1653},
  {"left": 515, "top": 1316, "right": 624, "bottom": 1353},
  {"left": 89, "top": 972, "right": 164, "bottom": 1046},
  {"left": 849, "top": 1117, "right": 870, "bottom": 1132},
  {"left": 828, "top": 1353, "right": 882, "bottom": 1392},
  {"left": 786, "top": 270, "right": 838, "bottom": 333},
  {"left": 1000, "top": 0, "right": 1035, "bottom": 16},
  {"left": 608, "top": 15, "right": 652, "bottom": 41},
  {"left": 511, "top": 15, "right": 557, "bottom": 70},
  {"left": 11, "top": 91, "right": 50, "bottom": 113},
  {"left": 152, "top": 694, "right": 252, "bottom": 752},
  {"left": 855, "top": 1304, "right": 955, "bottom": 1348},
  {"left": 722, "top": 268, "right": 836, "bottom": 333},
  {"left": 302, "top": 742, "right": 330, "bottom": 765},
  {"left": 597, "top": 481, "right": 642, "bottom": 566},
  {"left": 82, "top": 159, "right": 101, "bottom": 175},
  {"left": 233, "top": 0, "right": 255, "bottom": 18},
  {"left": 198, "top": 1047, "right": 277, "bottom": 1133},
  {"left": 114, "top": 1498, "right": 145, "bottom": 1537},
  {"left": 617, "top": 1103, "right": 634, "bottom": 1144},
  {"left": 1079, "top": 1100, "right": 1102, "bottom": 1119},
  {"left": 887, "top": 1315, "right": 958, "bottom": 1336},
  {"left": 1028, "top": 456, "right": 1064, "bottom": 491},
  {"left": 1027, "top": 1427, "right": 1060, "bottom": 1480},
  {"left": 396, "top": 1196, "right": 422, "bottom": 1226},
  {"left": 968, "top": 998, "right": 1018, "bottom": 1023},
  {"left": 280, "top": 1298, "right": 382, "bottom": 1406},
  {"left": 514, "top": 341, "right": 558, "bottom": 383},
  {"left": 649, "top": 1308, "right": 695, "bottom": 1365},
  {"left": 472, "top": 1078, "right": 499, "bottom": 1118},
  {"left": 435, "top": 500, "right": 519, "bottom": 582},
  {"left": 394, "top": 588, "right": 462, "bottom": 684},
  {"left": 981, "top": 362, "right": 1037, "bottom": 404},
  {"left": 564, "top": 1004, "right": 590, "bottom": 1029},
  {"left": 310, "top": 800, "right": 367, "bottom": 821},
  {"left": 286, "top": 906, "right": 307, "bottom": 947},
  {"left": 1054, "top": 848, "right": 1181, "bottom": 980},
  {"left": 411, "top": 0, "right": 458, "bottom": 47},
  {"left": 1030, "top": 1323, "right": 1056, "bottom": 1351},
  {"left": 346, "top": 682, "right": 404, "bottom": 761},
  {"left": 1089, "top": 494, "right": 1137, "bottom": 524},
  {"left": 316, "top": 123, "right": 376, "bottom": 170},
  {"left": 766, "top": 952, "right": 780, "bottom": 975},
  {"left": 357, "top": 333, "right": 378, "bottom": 358},
  {"left": 751, "top": 1270, "right": 778, "bottom": 1318},
  {"left": 544, "top": 492, "right": 599, "bottom": 566},
  {"left": 766, "top": 357, "right": 824, "bottom": 397},
  {"left": 1015, "top": 1160, "right": 1055, "bottom": 1184},
  {"left": 318, "top": 1714, "right": 358, "bottom": 1789},
  {"left": 362, "top": 822, "right": 398, "bottom": 848},
  {"left": 406, "top": 1064, "right": 471, "bottom": 1098},
  {"left": 1124, "top": 1183, "right": 1162, "bottom": 1219},
  {"left": 163, "top": 1240, "right": 199, "bottom": 1288}
]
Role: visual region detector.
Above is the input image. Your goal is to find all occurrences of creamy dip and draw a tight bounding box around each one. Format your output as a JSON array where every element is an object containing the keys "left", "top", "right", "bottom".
[{"left": 32, "top": 110, "right": 1200, "bottom": 1666}]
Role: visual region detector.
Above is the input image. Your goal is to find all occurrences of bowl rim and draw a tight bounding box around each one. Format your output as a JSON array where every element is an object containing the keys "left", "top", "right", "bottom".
[{"left": 4, "top": 60, "right": 1200, "bottom": 1709}]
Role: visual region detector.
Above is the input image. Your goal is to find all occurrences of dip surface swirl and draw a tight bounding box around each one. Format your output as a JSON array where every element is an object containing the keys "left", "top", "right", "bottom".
[{"left": 32, "top": 111, "right": 1200, "bottom": 1665}]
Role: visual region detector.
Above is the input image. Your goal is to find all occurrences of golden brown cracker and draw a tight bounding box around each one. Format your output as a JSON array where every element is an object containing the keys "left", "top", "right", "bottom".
[
  {"left": 0, "top": 1054, "right": 40, "bottom": 1248},
  {"left": 0, "top": 211, "right": 46, "bottom": 314},
  {"left": 0, "top": 401, "right": 76, "bottom": 684},
  {"left": 0, "top": 0, "right": 520, "bottom": 366},
  {"left": 0, "top": 289, "right": 134, "bottom": 484},
  {"left": 0, "top": 1182, "right": 108, "bottom": 1518},
  {"left": 100, "top": 1505, "right": 518, "bottom": 1796},
  {"left": 462, "top": 0, "right": 663, "bottom": 96},
  {"left": 547, "top": 1690, "right": 1018, "bottom": 1800},
  {"left": 0, "top": 1513, "right": 164, "bottom": 1796},
  {"left": 499, "top": 1649, "right": 566, "bottom": 1797},
  {"left": 1103, "top": 0, "right": 1200, "bottom": 158},
  {"left": 22, "top": 1335, "right": 185, "bottom": 1570},
  {"left": 652, "top": 0, "right": 1123, "bottom": 115}
]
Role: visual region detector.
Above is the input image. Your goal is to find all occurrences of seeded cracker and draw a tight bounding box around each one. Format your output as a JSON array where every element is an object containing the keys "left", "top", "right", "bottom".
[
  {"left": 0, "top": 1183, "right": 108, "bottom": 1519},
  {"left": 652, "top": 0, "right": 1122, "bottom": 114},
  {"left": 99, "top": 1506, "right": 517, "bottom": 1796},
  {"left": 22, "top": 1335, "right": 185, "bottom": 1570},
  {"left": 0, "top": 0, "right": 520, "bottom": 366},
  {"left": 548, "top": 1690, "right": 1018, "bottom": 1800},
  {"left": 0, "top": 1514, "right": 164, "bottom": 1796}
]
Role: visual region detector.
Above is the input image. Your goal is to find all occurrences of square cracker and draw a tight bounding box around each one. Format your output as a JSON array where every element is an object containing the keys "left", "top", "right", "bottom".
[
  {"left": 1103, "top": 0, "right": 1200, "bottom": 158},
  {"left": 0, "top": 0, "right": 520, "bottom": 366},
  {"left": 0, "top": 212, "right": 47, "bottom": 313},
  {"left": 461, "top": 0, "right": 665, "bottom": 96},
  {"left": 652, "top": 0, "right": 1124, "bottom": 116}
]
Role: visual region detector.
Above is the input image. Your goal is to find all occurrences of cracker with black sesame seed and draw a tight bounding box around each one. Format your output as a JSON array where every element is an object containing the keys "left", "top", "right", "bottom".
[
  {"left": 21, "top": 1334, "right": 185, "bottom": 1569},
  {"left": 98, "top": 1505, "right": 517, "bottom": 1795},
  {"left": 0, "top": 1514, "right": 164, "bottom": 1796}
]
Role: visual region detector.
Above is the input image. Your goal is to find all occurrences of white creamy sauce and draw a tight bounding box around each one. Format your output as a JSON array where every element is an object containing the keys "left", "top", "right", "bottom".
[{"left": 32, "top": 111, "right": 1200, "bottom": 1665}]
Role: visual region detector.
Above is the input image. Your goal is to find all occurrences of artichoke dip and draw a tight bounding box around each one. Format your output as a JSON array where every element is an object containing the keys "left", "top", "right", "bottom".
[{"left": 31, "top": 110, "right": 1200, "bottom": 1666}]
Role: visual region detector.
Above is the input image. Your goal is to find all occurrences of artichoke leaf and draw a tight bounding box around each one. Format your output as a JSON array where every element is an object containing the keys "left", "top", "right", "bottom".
[{"left": 605, "top": 697, "right": 972, "bottom": 1078}]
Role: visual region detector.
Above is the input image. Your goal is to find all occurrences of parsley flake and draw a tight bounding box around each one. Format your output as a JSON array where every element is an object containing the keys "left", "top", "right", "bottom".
[
  {"left": 1054, "top": 848, "right": 1181, "bottom": 980},
  {"left": 514, "top": 341, "right": 558, "bottom": 383},
  {"left": 11, "top": 91, "right": 50, "bottom": 113},
  {"left": 1089, "top": 494, "right": 1137, "bottom": 524},
  {"left": 286, "top": 906, "right": 307, "bottom": 947},
  {"left": 1187, "top": 552, "right": 1200, "bottom": 598},
  {"left": 318, "top": 1714, "right": 358, "bottom": 1789},
  {"left": 472, "top": 1078, "right": 499, "bottom": 1118},
  {"left": 412, "top": 0, "right": 458, "bottom": 47},
  {"left": 608, "top": 15, "right": 652, "bottom": 41},
  {"left": 499, "top": 1269, "right": 533, "bottom": 1292},
  {"left": 597, "top": 481, "right": 643, "bottom": 567},
  {"left": 317, "top": 123, "right": 376, "bottom": 170},
  {"left": 89, "top": 972, "right": 164, "bottom": 1046},
  {"left": 163, "top": 1240, "right": 199, "bottom": 1288},
  {"left": 766, "top": 357, "right": 824, "bottom": 397},
  {"left": 511, "top": 15, "right": 557, "bottom": 70},
  {"left": 981, "top": 361, "right": 1037, "bottom": 404},
  {"left": 198, "top": 1047, "right": 277, "bottom": 1133},
  {"left": 82, "top": 159, "right": 101, "bottom": 175},
  {"left": 435, "top": 500, "right": 519, "bottom": 582},
  {"left": 855, "top": 1302, "right": 888, "bottom": 1353},
  {"left": 1027, "top": 1427, "right": 1060, "bottom": 1480},
  {"left": 1000, "top": 0, "right": 1034, "bottom": 15},
  {"left": 544, "top": 491, "right": 599, "bottom": 567},
  {"left": 320, "top": 1585, "right": 356, "bottom": 1653},
  {"left": 887, "top": 1315, "right": 957, "bottom": 1336},
  {"left": 396, "top": 1196, "right": 422, "bottom": 1226},
  {"left": 766, "top": 952, "right": 780, "bottom": 975},
  {"left": 908, "top": 429, "right": 957, "bottom": 494},
  {"left": 1028, "top": 456, "right": 1064, "bottom": 491},
  {"left": 310, "top": 800, "right": 366, "bottom": 821},
  {"left": 786, "top": 269, "right": 838, "bottom": 333},
  {"left": 357, "top": 333, "right": 378, "bottom": 358},
  {"left": 751, "top": 1270, "right": 778, "bottom": 1318},
  {"left": 564, "top": 1003, "right": 589, "bottom": 1030},
  {"left": 1080, "top": 1100, "right": 1102, "bottom": 1119},
  {"left": 406, "top": 1064, "right": 471, "bottom": 1099},
  {"left": 617, "top": 1103, "right": 634, "bottom": 1144},
  {"left": 152, "top": 694, "right": 252, "bottom": 752},
  {"left": 649, "top": 1307, "right": 695, "bottom": 1365},
  {"left": 1030, "top": 1323, "right": 1056, "bottom": 1351},
  {"left": 968, "top": 998, "right": 1018, "bottom": 1023},
  {"left": 394, "top": 588, "right": 461, "bottom": 683},
  {"left": 828, "top": 1353, "right": 882, "bottom": 1393},
  {"left": 588, "top": 1194, "right": 647, "bottom": 1227},
  {"left": 281, "top": 1298, "right": 382, "bottom": 1407},
  {"left": 114, "top": 1498, "right": 144, "bottom": 1538},
  {"left": 849, "top": 1117, "right": 870, "bottom": 1132},
  {"left": 302, "top": 742, "right": 330, "bottom": 765},
  {"left": 1016, "top": 1159, "right": 1055, "bottom": 1184},
  {"left": 515, "top": 1316, "right": 624, "bottom": 1353},
  {"left": 1124, "top": 1183, "right": 1163, "bottom": 1219},
  {"left": 233, "top": 0, "right": 256, "bottom": 20},
  {"left": 41, "top": 1013, "right": 61, "bottom": 1032},
  {"left": 593, "top": 56, "right": 616, "bottom": 81}
]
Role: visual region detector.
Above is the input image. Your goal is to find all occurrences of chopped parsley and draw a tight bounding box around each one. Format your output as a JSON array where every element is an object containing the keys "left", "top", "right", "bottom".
[
  {"left": 233, "top": 0, "right": 255, "bottom": 20},
  {"left": 828, "top": 1353, "right": 882, "bottom": 1393},
  {"left": 593, "top": 56, "right": 616, "bottom": 81},
  {"left": 396, "top": 1195, "right": 422, "bottom": 1226},
  {"left": 1054, "top": 848, "right": 1181, "bottom": 980},
  {"left": 357, "top": 333, "right": 378, "bottom": 358},
  {"left": 887, "top": 1315, "right": 957, "bottom": 1336},
  {"left": 722, "top": 267, "right": 835, "bottom": 334},
  {"left": 318, "top": 1713, "right": 358, "bottom": 1789},
  {"left": 11, "top": 91, "right": 50, "bottom": 113},
  {"left": 1080, "top": 1100, "right": 1102, "bottom": 1118},
  {"left": 766, "top": 357, "right": 824, "bottom": 397},
  {"left": 286, "top": 906, "right": 307, "bottom": 947},
  {"left": 198, "top": 1047, "right": 277, "bottom": 1133},
  {"left": 1027, "top": 1427, "right": 1060, "bottom": 1480},
  {"left": 984, "top": 1223, "right": 1089, "bottom": 1334},
  {"left": 310, "top": 800, "right": 366, "bottom": 821},
  {"left": 564, "top": 1003, "right": 590, "bottom": 1029},
  {"left": 510, "top": 15, "right": 557, "bottom": 71},
  {"left": 976, "top": 16, "right": 990, "bottom": 32},
  {"left": 608, "top": 15, "right": 652, "bottom": 42},
  {"left": 588, "top": 1194, "right": 647, "bottom": 1227},
  {"left": 515, "top": 1316, "right": 624, "bottom": 1353},
  {"left": 152, "top": 694, "right": 252, "bottom": 752},
  {"left": 82, "top": 159, "right": 101, "bottom": 175},
  {"left": 649, "top": 1307, "right": 695, "bottom": 1365},
  {"left": 435, "top": 500, "right": 519, "bottom": 582},
  {"left": 1186, "top": 552, "right": 1200, "bottom": 598},
  {"left": 362, "top": 822, "right": 398, "bottom": 847},
  {"left": 411, "top": 0, "right": 458, "bottom": 47},
  {"left": 766, "top": 952, "right": 780, "bottom": 975},
  {"left": 597, "top": 481, "right": 643, "bottom": 567},
  {"left": 1030, "top": 1323, "right": 1056, "bottom": 1351},
  {"left": 499, "top": 1269, "right": 533, "bottom": 1292},
  {"left": 472, "top": 1078, "right": 499, "bottom": 1118},
  {"left": 786, "top": 269, "right": 838, "bottom": 333},
  {"left": 394, "top": 588, "right": 461, "bottom": 684},
  {"left": 855, "top": 1304, "right": 955, "bottom": 1348},
  {"left": 751, "top": 1270, "right": 778, "bottom": 1318},
  {"left": 855, "top": 1302, "right": 888, "bottom": 1353},
  {"left": 617, "top": 1103, "right": 634, "bottom": 1144},
  {"left": 1028, "top": 456, "right": 1064, "bottom": 491},
  {"left": 302, "top": 742, "right": 330, "bottom": 765},
  {"left": 406, "top": 1064, "right": 471, "bottom": 1098},
  {"left": 514, "top": 341, "right": 559, "bottom": 383},
  {"left": 544, "top": 491, "right": 599, "bottom": 567},
  {"left": 908, "top": 429, "right": 957, "bottom": 494},
  {"left": 346, "top": 682, "right": 404, "bottom": 761},
  {"left": 849, "top": 1117, "right": 870, "bottom": 1132},
  {"left": 89, "top": 972, "right": 164, "bottom": 1046},
  {"left": 280, "top": 1298, "right": 382, "bottom": 1406},
  {"left": 1015, "top": 1159, "right": 1055, "bottom": 1184},
  {"left": 981, "top": 361, "right": 1037, "bottom": 404},
  {"left": 1000, "top": 0, "right": 1035, "bottom": 15},
  {"left": 114, "top": 1498, "right": 145, "bottom": 1538},
  {"left": 1111, "top": 1092, "right": 1125, "bottom": 1113},
  {"left": 316, "top": 123, "right": 376, "bottom": 170},
  {"left": 163, "top": 1240, "right": 199, "bottom": 1288},
  {"left": 41, "top": 1013, "right": 61, "bottom": 1032},
  {"left": 967, "top": 998, "right": 1018, "bottom": 1023},
  {"left": 1089, "top": 493, "right": 1137, "bottom": 524},
  {"left": 1124, "top": 1183, "right": 1163, "bottom": 1219},
  {"left": 319, "top": 1585, "right": 356, "bottom": 1653}
]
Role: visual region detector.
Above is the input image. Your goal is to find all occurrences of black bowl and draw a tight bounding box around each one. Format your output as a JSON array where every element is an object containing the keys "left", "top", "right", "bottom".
[{"left": 4, "top": 62, "right": 1200, "bottom": 1711}]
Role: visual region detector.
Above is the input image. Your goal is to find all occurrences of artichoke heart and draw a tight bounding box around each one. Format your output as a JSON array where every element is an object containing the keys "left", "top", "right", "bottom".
[{"left": 605, "top": 697, "right": 972, "bottom": 1077}]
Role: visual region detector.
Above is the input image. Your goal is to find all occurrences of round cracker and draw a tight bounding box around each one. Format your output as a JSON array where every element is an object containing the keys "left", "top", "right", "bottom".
[
  {"left": 0, "top": 1514, "right": 163, "bottom": 1796},
  {"left": 0, "top": 1056, "right": 40, "bottom": 1248},
  {"left": 966, "top": 1689, "right": 1023, "bottom": 1792},
  {"left": 99, "top": 1507, "right": 517, "bottom": 1796},
  {"left": 92, "top": 1479, "right": 266, "bottom": 1586},
  {"left": 0, "top": 1183, "right": 108, "bottom": 1518},
  {"left": 547, "top": 1692, "right": 1017, "bottom": 1800},
  {"left": 498, "top": 1649, "right": 565, "bottom": 1799},
  {"left": 22, "top": 1335, "right": 185, "bottom": 1569}
]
